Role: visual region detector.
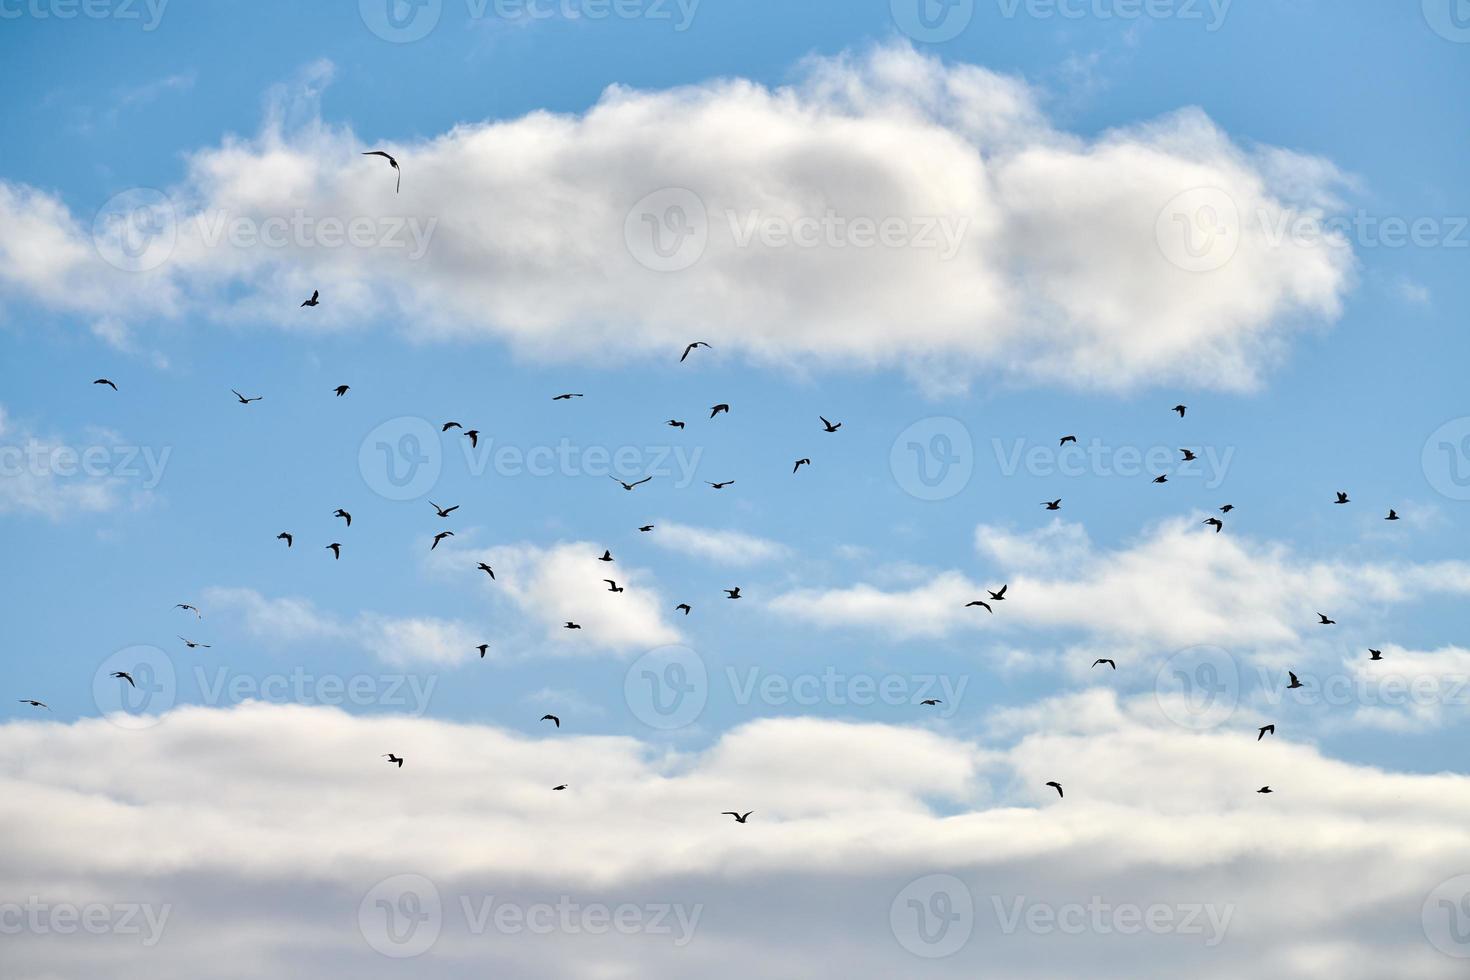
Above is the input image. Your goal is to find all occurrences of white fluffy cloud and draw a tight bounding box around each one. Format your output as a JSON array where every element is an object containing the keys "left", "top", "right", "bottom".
[
  {"left": 647, "top": 520, "right": 789, "bottom": 566},
  {"left": 2, "top": 697, "right": 1468, "bottom": 978},
  {"left": 0, "top": 403, "right": 166, "bottom": 519},
  {"left": 0, "top": 47, "right": 1353, "bottom": 391}
]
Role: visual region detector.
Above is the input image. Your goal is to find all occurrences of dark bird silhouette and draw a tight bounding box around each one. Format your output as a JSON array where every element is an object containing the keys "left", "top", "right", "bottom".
[
  {"left": 1092, "top": 659, "right": 1116, "bottom": 670},
  {"left": 18, "top": 700, "right": 49, "bottom": 709},
  {"left": 680, "top": 342, "right": 711, "bottom": 362},
  {"left": 477, "top": 644, "right": 489, "bottom": 659},
  {"left": 1317, "top": 614, "right": 1335, "bottom": 626},
  {"left": 709, "top": 404, "right": 730, "bottom": 418},
  {"left": 541, "top": 714, "right": 561, "bottom": 728},
  {"left": 1045, "top": 781, "right": 1064, "bottom": 798},
  {"left": 1204, "top": 517, "right": 1224, "bottom": 533},
  {"left": 1369, "top": 649, "right": 1383, "bottom": 661},
  {"left": 605, "top": 580, "right": 624, "bottom": 593},
  {"left": 431, "top": 531, "right": 454, "bottom": 551},
  {"left": 178, "top": 635, "right": 211, "bottom": 649},
  {"left": 1173, "top": 405, "right": 1187, "bottom": 418},
  {"left": 333, "top": 385, "right": 350, "bottom": 397},
  {"left": 639, "top": 525, "right": 655, "bottom": 532},
  {"left": 327, "top": 543, "right": 341, "bottom": 560},
  {"left": 708, "top": 480, "right": 735, "bottom": 490},
  {"left": 110, "top": 671, "right": 136, "bottom": 688},
  {"left": 465, "top": 430, "right": 480, "bottom": 448},
  {"left": 722, "top": 811, "right": 753, "bottom": 823},
  {"left": 553, "top": 393, "right": 583, "bottom": 401},
  {"left": 552, "top": 784, "right": 568, "bottom": 791},
  {"left": 564, "top": 622, "right": 582, "bottom": 630},
  {"left": 820, "top": 416, "right": 842, "bottom": 433},
  {"left": 442, "top": 422, "right": 462, "bottom": 432},
  {"left": 231, "top": 389, "right": 263, "bottom": 404},
  {"left": 793, "top": 458, "right": 811, "bottom": 473},
  {"left": 1220, "top": 504, "right": 1235, "bottom": 513},
  {"left": 920, "top": 699, "right": 942, "bottom": 706},
  {"left": 362, "top": 150, "right": 401, "bottom": 193},
  {"left": 1287, "top": 671, "right": 1303, "bottom": 689},
  {"left": 1180, "top": 449, "right": 1197, "bottom": 461},
  {"left": 966, "top": 600, "right": 992, "bottom": 613},
  {"left": 1258, "top": 724, "right": 1275, "bottom": 741},
  {"left": 1386, "top": 509, "right": 1400, "bottom": 521},
  {"left": 382, "top": 754, "right": 404, "bottom": 768},
  {"left": 598, "top": 550, "right": 614, "bottom": 562},
  {"left": 1059, "top": 435, "right": 1077, "bottom": 446},
  {"left": 277, "top": 532, "right": 293, "bottom": 547},
  {"left": 666, "top": 420, "right": 686, "bottom": 429},
  {"left": 611, "top": 476, "right": 652, "bottom": 491},
  {"left": 431, "top": 501, "right": 460, "bottom": 518},
  {"left": 1153, "top": 474, "right": 1169, "bottom": 484},
  {"left": 1257, "top": 786, "right": 1273, "bottom": 794},
  {"left": 1334, "top": 491, "right": 1350, "bottom": 505},
  {"left": 675, "top": 603, "right": 691, "bottom": 615},
  {"left": 1042, "top": 499, "right": 1061, "bottom": 510},
  {"left": 175, "top": 603, "right": 202, "bottom": 618},
  {"left": 724, "top": 588, "right": 742, "bottom": 599},
  {"left": 477, "top": 563, "right": 495, "bottom": 579},
  {"left": 300, "top": 290, "right": 320, "bottom": 308},
  {"left": 93, "top": 378, "right": 118, "bottom": 390},
  {"left": 988, "top": 585, "right": 1008, "bottom": 601},
  {"left": 333, "top": 509, "right": 352, "bottom": 527}
]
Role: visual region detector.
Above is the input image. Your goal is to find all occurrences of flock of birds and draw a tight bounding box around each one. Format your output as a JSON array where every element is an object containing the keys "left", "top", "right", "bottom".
[{"left": 18, "top": 152, "right": 1410, "bottom": 813}]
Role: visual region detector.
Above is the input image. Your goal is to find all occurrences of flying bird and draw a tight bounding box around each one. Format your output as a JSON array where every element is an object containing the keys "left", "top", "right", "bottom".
[
  {"left": 1287, "top": 672, "right": 1304, "bottom": 689},
  {"left": 110, "top": 671, "right": 136, "bottom": 688},
  {"left": 174, "top": 603, "right": 202, "bottom": 618},
  {"left": 1317, "top": 613, "right": 1336, "bottom": 625},
  {"left": 1386, "top": 509, "right": 1400, "bottom": 521},
  {"left": 675, "top": 603, "right": 692, "bottom": 615},
  {"left": 1042, "top": 499, "right": 1061, "bottom": 510},
  {"left": 966, "top": 600, "right": 992, "bottom": 612},
  {"left": 17, "top": 700, "right": 48, "bottom": 709},
  {"left": 639, "top": 525, "right": 655, "bottom": 533},
  {"left": 820, "top": 416, "right": 842, "bottom": 433},
  {"left": 604, "top": 580, "right": 624, "bottom": 593},
  {"left": 442, "top": 422, "right": 462, "bottom": 431},
  {"left": 431, "top": 501, "right": 460, "bottom": 518},
  {"left": 1173, "top": 405, "right": 1187, "bottom": 417},
  {"left": 710, "top": 404, "right": 730, "bottom": 418},
  {"left": 333, "top": 385, "right": 350, "bottom": 397},
  {"left": 988, "top": 586, "right": 1008, "bottom": 601},
  {"left": 553, "top": 393, "right": 583, "bottom": 401},
  {"left": 465, "top": 430, "right": 480, "bottom": 448},
  {"left": 231, "top": 389, "right": 263, "bottom": 404},
  {"left": 611, "top": 476, "right": 652, "bottom": 491},
  {"left": 300, "top": 290, "right": 320, "bottom": 308},
  {"left": 920, "top": 699, "right": 942, "bottom": 706},
  {"left": 1059, "top": 435, "right": 1077, "bottom": 446},
  {"left": 1180, "top": 449, "right": 1198, "bottom": 461},
  {"left": 552, "top": 784, "right": 568, "bottom": 791},
  {"left": 277, "top": 532, "right": 293, "bottom": 547},
  {"left": 724, "top": 588, "right": 742, "bottom": 599},
  {"left": 1257, "top": 786, "right": 1273, "bottom": 794},
  {"left": 477, "top": 563, "right": 495, "bottom": 579},
  {"left": 1220, "top": 504, "right": 1235, "bottom": 513},
  {"left": 1045, "top": 781, "right": 1064, "bottom": 798},
  {"left": 564, "top": 622, "right": 582, "bottom": 630},
  {"left": 1204, "top": 518, "right": 1224, "bottom": 533},
  {"left": 178, "top": 636, "right": 211, "bottom": 649},
  {"left": 666, "top": 420, "right": 686, "bottom": 429},
  {"left": 1258, "top": 725, "right": 1275, "bottom": 741},
  {"left": 1369, "top": 649, "right": 1384, "bottom": 661},
  {"left": 541, "top": 714, "right": 561, "bottom": 728},
  {"left": 476, "top": 644, "right": 489, "bottom": 659},
  {"left": 1092, "top": 659, "right": 1116, "bottom": 670},
  {"left": 93, "top": 378, "right": 118, "bottom": 390},
  {"left": 1152, "top": 474, "right": 1169, "bottom": 484},
  {"left": 382, "top": 754, "right": 404, "bottom": 768},
  {"left": 680, "top": 341, "right": 711, "bottom": 362},
  {"left": 598, "top": 550, "right": 614, "bottom": 562},
  {"left": 431, "top": 531, "right": 454, "bottom": 551},
  {"left": 327, "top": 543, "right": 341, "bottom": 560},
  {"left": 721, "top": 811, "right": 753, "bottom": 823},
  {"left": 708, "top": 480, "right": 735, "bottom": 490},
  {"left": 361, "top": 150, "right": 401, "bottom": 192},
  {"left": 793, "top": 458, "right": 811, "bottom": 473},
  {"left": 333, "top": 509, "right": 352, "bottom": 527},
  {"left": 1334, "top": 491, "right": 1350, "bottom": 505}
]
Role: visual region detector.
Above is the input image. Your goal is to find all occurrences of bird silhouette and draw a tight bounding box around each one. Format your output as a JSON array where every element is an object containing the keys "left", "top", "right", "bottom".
[
  {"left": 710, "top": 404, "right": 730, "bottom": 418},
  {"left": 1257, "top": 786, "right": 1273, "bottom": 794},
  {"left": 1092, "top": 659, "right": 1116, "bottom": 670},
  {"left": 442, "top": 422, "right": 462, "bottom": 431},
  {"left": 93, "top": 378, "right": 118, "bottom": 390},
  {"left": 966, "top": 600, "right": 992, "bottom": 613},
  {"left": 1180, "top": 449, "right": 1198, "bottom": 461},
  {"left": 604, "top": 580, "right": 624, "bottom": 593},
  {"left": 722, "top": 811, "right": 753, "bottom": 823},
  {"left": 465, "top": 430, "right": 480, "bottom": 448},
  {"left": 477, "top": 563, "right": 496, "bottom": 579},
  {"left": 1369, "top": 649, "right": 1384, "bottom": 661},
  {"left": 920, "top": 699, "right": 942, "bottom": 706},
  {"left": 988, "top": 585, "right": 1008, "bottom": 601},
  {"left": 552, "top": 784, "right": 568, "bottom": 791},
  {"left": 110, "top": 671, "right": 136, "bottom": 688},
  {"left": 431, "top": 501, "right": 460, "bottom": 518},
  {"left": 1317, "top": 613, "right": 1336, "bottom": 625},
  {"left": 362, "top": 150, "right": 401, "bottom": 192},
  {"left": 541, "top": 714, "right": 561, "bottom": 727},
  {"left": 333, "top": 385, "right": 350, "bottom": 397},
  {"left": 1287, "top": 672, "right": 1303, "bottom": 689},
  {"left": 1042, "top": 499, "right": 1062, "bottom": 510},
  {"left": 564, "top": 622, "right": 582, "bottom": 630},
  {"left": 300, "top": 290, "right": 320, "bottom": 308},
  {"left": 611, "top": 476, "right": 652, "bottom": 491},
  {"left": 277, "top": 532, "right": 293, "bottom": 547},
  {"left": 1219, "top": 504, "right": 1235, "bottom": 513},
  {"left": 598, "top": 550, "right": 614, "bottom": 562},
  {"left": 1258, "top": 725, "right": 1275, "bottom": 741},
  {"left": 820, "top": 416, "right": 842, "bottom": 432},
  {"left": 477, "top": 644, "right": 489, "bottom": 659},
  {"left": 431, "top": 531, "right": 454, "bottom": 550},
  {"left": 175, "top": 603, "right": 202, "bottom": 618},
  {"left": 334, "top": 509, "right": 352, "bottom": 527},
  {"left": 708, "top": 480, "right": 735, "bottom": 490},
  {"left": 667, "top": 420, "right": 686, "bottom": 429},
  {"left": 382, "top": 754, "right": 404, "bottom": 768},
  {"left": 178, "top": 636, "right": 211, "bottom": 649},
  {"left": 231, "top": 389, "right": 263, "bottom": 404},
  {"left": 639, "top": 525, "right": 655, "bottom": 532},
  {"left": 553, "top": 393, "right": 583, "bottom": 401},
  {"left": 1173, "top": 405, "right": 1187, "bottom": 417},
  {"left": 327, "top": 543, "right": 341, "bottom": 560},
  {"left": 1204, "top": 517, "right": 1224, "bottom": 533},
  {"left": 1059, "top": 435, "right": 1077, "bottom": 446},
  {"left": 676, "top": 603, "right": 692, "bottom": 615},
  {"left": 725, "top": 588, "right": 742, "bottom": 599},
  {"left": 18, "top": 700, "right": 49, "bottom": 709},
  {"left": 1045, "top": 781, "right": 1064, "bottom": 798},
  {"left": 1386, "top": 509, "right": 1400, "bottom": 521},
  {"left": 793, "top": 458, "right": 811, "bottom": 473},
  {"left": 1153, "top": 474, "right": 1169, "bottom": 484},
  {"left": 1334, "top": 491, "right": 1350, "bottom": 505},
  {"left": 680, "top": 342, "right": 711, "bottom": 362}
]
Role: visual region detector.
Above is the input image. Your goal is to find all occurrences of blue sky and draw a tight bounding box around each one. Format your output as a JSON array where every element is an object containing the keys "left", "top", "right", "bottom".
[{"left": 3, "top": 2, "right": 1470, "bottom": 976}]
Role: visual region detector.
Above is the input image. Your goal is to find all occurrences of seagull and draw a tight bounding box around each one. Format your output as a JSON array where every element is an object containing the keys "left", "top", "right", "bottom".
[
  {"left": 477, "top": 563, "right": 495, "bottom": 579},
  {"left": 17, "top": 700, "right": 49, "bottom": 709},
  {"left": 178, "top": 635, "right": 211, "bottom": 649},
  {"left": 820, "top": 416, "right": 842, "bottom": 433},
  {"left": 1220, "top": 504, "right": 1235, "bottom": 513},
  {"left": 442, "top": 422, "right": 462, "bottom": 432},
  {"left": 333, "top": 385, "right": 350, "bottom": 397},
  {"left": 277, "top": 532, "right": 293, "bottom": 547},
  {"left": 1204, "top": 517, "right": 1224, "bottom": 533},
  {"left": 552, "top": 784, "right": 568, "bottom": 791},
  {"left": 231, "top": 389, "right": 263, "bottom": 405},
  {"left": 564, "top": 622, "right": 582, "bottom": 630},
  {"left": 1092, "top": 659, "right": 1116, "bottom": 670},
  {"left": 1369, "top": 649, "right": 1384, "bottom": 661},
  {"left": 1045, "top": 781, "right": 1064, "bottom": 798},
  {"left": 675, "top": 603, "right": 692, "bottom": 615},
  {"left": 464, "top": 430, "right": 480, "bottom": 448},
  {"left": 708, "top": 480, "right": 735, "bottom": 490},
  {"left": 1042, "top": 499, "right": 1062, "bottom": 510},
  {"left": 1153, "top": 474, "right": 1169, "bottom": 484},
  {"left": 793, "top": 458, "right": 811, "bottom": 473},
  {"left": 611, "top": 476, "right": 652, "bottom": 491},
  {"left": 1257, "top": 786, "right": 1273, "bottom": 794},
  {"left": 1059, "top": 435, "right": 1077, "bottom": 446},
  {"left": 1173, "top": 405, "right": 1187, "bottom": 418},
  {"left": 1287, "top": 671, "right": 1303, "bottom": 689},
  {"left": 541, "top": 714, "right": 561, "bottom": 728},
  {"left": 598, "top": 550, "right": 614, "bottom": 562},
  {"left": 666, "top": 420, "right": 686, "bottom": 429},
  {"left": 920, "top": 699, "right": 943, "bottom": 706},
  {"left": 431, "top": 531, "right": 454, "bottom": 551},
  {"left": 333, "top": 509, "right": 352, "bottom": 527},
  {"left": 431, "top": 501, "right": 460, "bottom": 518},
  {"left": 1317, "top": 613, "right": 1336, "bottom": 625},
  {"left": 476, "top": 644, "right": 489, "bottom": 659},
  {"left": 110, "top": 671, "right": 136, "bottom": 688},
  {"left": 1386, "top": 509, "right": 1400, "bottom": 521},
  {"left": 300, "top": 290, "right": 320, "bottom": 308},
  {"left": 604, "top": 580, "right": 624, "bottom": 593},
  {"left": 1180, "top": 449, "right": 1198, "bottom": 461},
  {"left": 721, "top": 811, "right": 753, "bottom": 823},
  {"left": 174, "top": 603, "right": 202, "bottom": 618},
  {"left": 553, "top": 393, "right": 583, "bottom": 401},
  {"left": 93, "top": 378, "right": 118, "bottom": 390},
  {"left": 361, "top": 150, "right": 401, "bottom": 193},
  {"left": 966, "top": 600, "right": 992, "bottom": 612},
  {"left": 327, "top": 543, "right": 341, "bottom": 560},
  {"left": 1257, "top": 724, "right": 1275, "bottom": 741},
  {"left": 710, "top": 404, "right": 730, "bottom": 418},
  {"left": 724, "top": 588, "right": 742, "bottom": 599},
  {"left": 1334, "top": 491, "right": 1350, "bottom": 505},
  {"left": 382, "top": 754, "right": 404, "bottom": 768},
  {"left": 988, "top": 586, "right": 1008, "bottom": 601},
  {"left": 639, "top": 525, "right": 655, "bottom": 532},
  {"left": 680, "top": 341, "right": 711, "bottom": 362}
]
